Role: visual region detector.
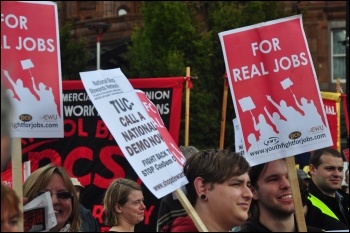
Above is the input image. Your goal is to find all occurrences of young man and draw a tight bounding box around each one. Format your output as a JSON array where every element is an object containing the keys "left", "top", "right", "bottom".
[
  {"left": 239, "top": 159, "right": 322, "bottom": 232},
  {"left": 307, "top": 147, "right": 349, "bottom": 227}
]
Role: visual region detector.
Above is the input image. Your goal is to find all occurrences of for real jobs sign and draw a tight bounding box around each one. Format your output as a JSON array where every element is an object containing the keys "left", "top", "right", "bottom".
[
  {"left": 219, "top": 15, "right": 333, "bottom": 166},
  {"left": 1, "top": 1, "right": 63, "bottom": 138}
]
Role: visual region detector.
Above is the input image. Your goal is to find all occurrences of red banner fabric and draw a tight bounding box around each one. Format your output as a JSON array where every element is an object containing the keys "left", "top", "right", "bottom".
[
  {"left": 321, "top": 92, "right": 341, "bottom": 151},
  {"left": 2, "top": 77, "right": 186, "bottom": 232}
]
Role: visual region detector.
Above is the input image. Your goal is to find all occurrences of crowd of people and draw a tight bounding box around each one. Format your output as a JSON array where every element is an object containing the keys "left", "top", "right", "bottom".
[{"left": 1, "top": 79, "right": 349, "bottom": 232}]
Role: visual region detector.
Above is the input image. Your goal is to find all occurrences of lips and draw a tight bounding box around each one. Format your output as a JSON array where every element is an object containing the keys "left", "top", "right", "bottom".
[
  {"left": 238, "top": 202, "right": 251, "bottom": 209},
  {"left": 54, "top": 209, "right": 62, "bottom": 214},
  {"left": 279, "top": 194, "right": 292, "bottom": 199}
]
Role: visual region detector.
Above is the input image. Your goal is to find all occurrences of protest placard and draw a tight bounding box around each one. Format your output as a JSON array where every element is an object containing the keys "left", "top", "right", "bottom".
[
  {"left": 80, "top": 68, "right": 188, "bottom": 199},
  {"left": 219, "top": 15, "right": 333, "bottom": 166},
  {"left": 1, "top": 1, "right": 63, "bottom": 138}
]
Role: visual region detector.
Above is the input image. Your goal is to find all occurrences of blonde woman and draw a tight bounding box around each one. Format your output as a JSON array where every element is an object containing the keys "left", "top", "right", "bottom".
[
  {"left": 23, "top": 164, "right": 81, "bottom": 232},
  {"left": 103, "top": 178, "right": 146, "bottom": 232}
]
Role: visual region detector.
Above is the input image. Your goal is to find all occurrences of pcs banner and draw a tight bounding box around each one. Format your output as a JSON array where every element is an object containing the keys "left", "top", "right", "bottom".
[{"left": 3, "top": 78, "right": 186, "bottom": 232}]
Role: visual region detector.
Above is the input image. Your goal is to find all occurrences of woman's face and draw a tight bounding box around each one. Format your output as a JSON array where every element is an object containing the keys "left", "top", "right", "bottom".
[
  {"left": 118, "top": 190, "right": 146, "bottom": 225},
  {"left": 41, "top": 173, "right": 72, "bottom": 231},
  {"left": 1, "top": 204, "right": 20, "bottom": 232},
  {"left": 207, "top": 173, "right": 253, "bottom": 228}
]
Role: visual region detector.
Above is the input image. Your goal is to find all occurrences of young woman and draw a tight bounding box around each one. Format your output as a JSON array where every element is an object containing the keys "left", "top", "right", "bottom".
[
  {"left": 103, "top": 178, "right": 146, "bottom": 232},
  {"left": 23, "top": 164, "right": 81, "bottom": 232}
]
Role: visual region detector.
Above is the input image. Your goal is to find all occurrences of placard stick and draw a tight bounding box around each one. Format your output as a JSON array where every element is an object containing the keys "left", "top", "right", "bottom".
[
  {"left": 219, "top": 75, "right": 228, "bottom": 149},
  {"left": 185, "top": 67, "right": 190, "bottom": 146},
  {"left": 286, "top": 156, "right": 307, "bottom": 232},
  {"left": 12, "top": 138, "right": 24, "bottom": 231},
  {"left": 174, "top": 188, "right": 208, "bottom": 232}
]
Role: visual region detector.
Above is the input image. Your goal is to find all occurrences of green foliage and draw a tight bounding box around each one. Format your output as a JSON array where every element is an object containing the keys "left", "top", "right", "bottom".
[
  {"left": 126, "top": 1, "right": 290, "bottom": 149},
  {"left": 60, "top": 22, "right": 90, "bottom": 80},
  {"left": 126, "top": 1, "right": 200, "bottom": 77}
]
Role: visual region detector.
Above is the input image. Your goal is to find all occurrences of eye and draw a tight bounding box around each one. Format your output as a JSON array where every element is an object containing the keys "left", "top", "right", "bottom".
[
  {"left": 10, "top": 218, "right": 19, "bottom": 226},
  {"left": 56, "top": 192, "right": 73, "bottom": 199},
  {"left": 267, "top": 178, "right": 278, "bottom": 182},
  {"left": 132, "top": 200, "right": 140, "bottom": 205}
]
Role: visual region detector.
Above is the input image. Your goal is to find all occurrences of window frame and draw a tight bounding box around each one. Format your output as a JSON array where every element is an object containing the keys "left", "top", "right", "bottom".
[{"left": 329, "top": 21, "right": 346, "bottom": 83}]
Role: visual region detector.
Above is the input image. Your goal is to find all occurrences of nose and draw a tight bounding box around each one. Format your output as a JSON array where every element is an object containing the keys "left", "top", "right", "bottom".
[
  {"left": 140, "top": 201, "right": 146, "bottom": 209},
  {"left": 333, "top": 169, "right": 343, "bottom": 177},
  {"left": 280, "top": 176, "right": 291, "bottom": 189},
  {"left": 244, "top": 185, "right": 253, "bottom": 199},
  {"left": 51, "top": 193, "right": 60, "bottom": 204}
]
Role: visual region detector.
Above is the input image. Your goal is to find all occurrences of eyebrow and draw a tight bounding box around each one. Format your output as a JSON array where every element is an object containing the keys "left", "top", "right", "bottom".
[
  {"left": 228, "top": 177, "right": 250, "bottom": 183},
  {"left": 263, "top": 174, "right": 281, "bottom": 180}
]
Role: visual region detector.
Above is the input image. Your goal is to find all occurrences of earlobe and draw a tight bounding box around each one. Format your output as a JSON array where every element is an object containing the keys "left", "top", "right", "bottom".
[
  {"left": 308, "top": 164, "right": 315, "bottom": 175},
  {"left": 194, "top": 177, "right": 207, "bottom": 199},
  {"left": 114, "top": 204, "right": 121, "bottom": 213}
]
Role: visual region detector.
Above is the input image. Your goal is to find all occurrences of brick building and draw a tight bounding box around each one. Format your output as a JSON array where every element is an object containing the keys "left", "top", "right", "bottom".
[{"left": 58, "top": 1, "right": 348, "bottom": 149}]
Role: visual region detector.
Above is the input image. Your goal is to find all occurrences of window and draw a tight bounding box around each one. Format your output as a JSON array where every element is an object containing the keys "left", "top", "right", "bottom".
[
  {"left": 118, "top": 8, "right": 128, "bottom": 16},
  {"left": 331, "top": 28, "right": 346, "bottom": 83}
]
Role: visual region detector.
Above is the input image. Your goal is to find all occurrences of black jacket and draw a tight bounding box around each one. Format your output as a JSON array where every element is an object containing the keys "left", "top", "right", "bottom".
[
  {"left": 79, "top": 203, "right": 100, "bottom": 232},
  {"left": 305, "top": 199, "right": 349, "bottom": 231},
  {"left": 239, "top": 217, "right": 323, "bottom": 232},
  {"left": 308, "top": 180, "right": 349, "bottom": 227}
]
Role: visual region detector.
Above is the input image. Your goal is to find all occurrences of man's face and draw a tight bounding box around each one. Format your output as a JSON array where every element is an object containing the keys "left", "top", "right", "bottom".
[
  {"left": 252, "top": 159, "right": 294, "bottom": 218},
  {"left": 309, "top": 154, "right": 344, "bottom": 196}
]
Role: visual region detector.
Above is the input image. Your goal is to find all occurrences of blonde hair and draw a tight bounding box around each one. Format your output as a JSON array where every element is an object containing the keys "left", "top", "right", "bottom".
[
  {"left": 23, "top": 164, "right": 81, "bottom": 231},
  {"left": 103, "top": 178, "right": 142, "bottom": 226}
]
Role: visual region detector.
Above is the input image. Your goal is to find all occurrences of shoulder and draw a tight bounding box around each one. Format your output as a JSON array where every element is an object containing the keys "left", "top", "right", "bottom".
[
  {"left": 239, "top": 218, "right": 271, "bottom": 232},
  {"left": 336, "top": 189, "right": 349, "bottom": 200},
  {"left": 170, "top": 216, "right": 198, "bottom": 232},
  {"left": 79, "top": 204, "right": 92, "bottom": 215}
]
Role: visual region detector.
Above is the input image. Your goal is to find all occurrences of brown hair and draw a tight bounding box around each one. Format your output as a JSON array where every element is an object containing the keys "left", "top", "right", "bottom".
[
  {"left": 309, "top": 147, "right": 343, "bottom": 168},
  {"left": 184, "top": 149, "right": 251, "bottom": 205}
]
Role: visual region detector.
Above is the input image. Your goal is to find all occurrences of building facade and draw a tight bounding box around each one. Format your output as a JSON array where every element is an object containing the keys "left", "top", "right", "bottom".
[
  {"left": 58, "top": 1, "right": 347, "bottom": 90},
  {"left": 58, "top": 1, "right": 348, "bottom": 148}
]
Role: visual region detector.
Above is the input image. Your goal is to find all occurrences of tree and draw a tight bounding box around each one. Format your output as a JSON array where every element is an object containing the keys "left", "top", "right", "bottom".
[
  {"left": 126, "top": 1, "right": 293, "bottom": 149},
  {"left": 60, "top": 22, "right": 90, "bottom": 80}
]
